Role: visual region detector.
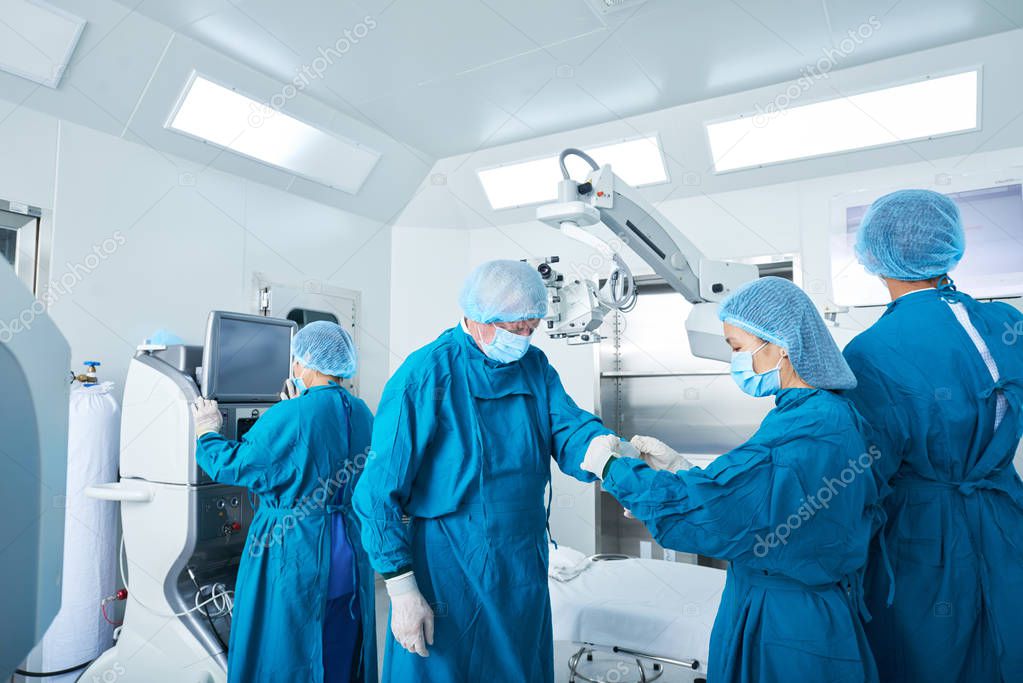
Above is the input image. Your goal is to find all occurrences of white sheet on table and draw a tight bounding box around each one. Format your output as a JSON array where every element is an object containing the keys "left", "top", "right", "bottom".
[
  {"left": 550, "top": 558, "right": 726, "bottom": 672},
  {"left": 549, "top": 543, "right": 591, "bottom": 582}
]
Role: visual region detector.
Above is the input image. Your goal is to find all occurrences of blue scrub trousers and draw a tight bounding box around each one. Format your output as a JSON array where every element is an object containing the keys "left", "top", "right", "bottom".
[
  {"left": 324, "top": 510, "right": 360, "bottom": 683},
  {"left": 323, "top": 594, "right": 360, "bottom": 683}
]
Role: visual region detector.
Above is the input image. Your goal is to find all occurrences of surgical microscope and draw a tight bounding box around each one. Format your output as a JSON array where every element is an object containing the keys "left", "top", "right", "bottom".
[
  {"left": 534, "top": 147, "right": 759, "bottom": 360},
  {"left": 81, "top": 311, "right": 296, "bottom": 683}
]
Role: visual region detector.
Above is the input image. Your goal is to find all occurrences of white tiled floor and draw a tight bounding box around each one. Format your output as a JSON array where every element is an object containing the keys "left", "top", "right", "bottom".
[{"left": 372, "top": 581, "right": 706, "bottom": 683}]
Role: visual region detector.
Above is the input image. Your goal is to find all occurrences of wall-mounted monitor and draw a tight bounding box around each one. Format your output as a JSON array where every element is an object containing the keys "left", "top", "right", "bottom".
[
  {"left": 831, "top": 178, "right": 1023, "bottom": 307},
  {"left": 200, "top": 311, "right": 296, "bottom": 402}
]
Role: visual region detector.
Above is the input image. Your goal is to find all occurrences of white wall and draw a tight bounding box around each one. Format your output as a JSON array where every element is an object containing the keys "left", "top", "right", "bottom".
[
  {"left": 387, "top": 226, "right": 468, "bottom": 373},
  {"left": 0, "top": 111, "right": 392, "bottom": 409}
]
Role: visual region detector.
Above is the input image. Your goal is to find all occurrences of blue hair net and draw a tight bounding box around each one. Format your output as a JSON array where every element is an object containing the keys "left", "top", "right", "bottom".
[
  {"left": 718, "top": 277, "right": 856, "bottom": 390},
  {"left": 459, "top": 260, "right": 548, "bottom": 323},
  {"left": 291, "top": 321, "right": 357, "bottom": 378},
  {"left": 855, "top": 189, "right": 965, "bottom": 281},
  {"left": 146, "top": 329, "right": 184, "bottom": 346}
]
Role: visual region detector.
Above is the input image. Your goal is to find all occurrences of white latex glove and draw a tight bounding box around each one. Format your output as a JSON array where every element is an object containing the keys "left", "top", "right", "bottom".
[
  {"left": 385, "top": 572, "right": 434, "bottom": 657},
  {"left": 581, "top": 434, "right": 638, "bottom": 479},
  {"left": 280, "top": 378, "right": 300, "bottom": 401},
  {"left": 630, "top": 435, "right": 694, "bottom": 472},
  {"left": 191, "top": 397, "right": 223, "bottom": 437}
]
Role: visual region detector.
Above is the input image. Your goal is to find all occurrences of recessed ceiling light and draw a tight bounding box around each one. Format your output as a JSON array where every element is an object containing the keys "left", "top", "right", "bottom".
[
  {"left": 707, "top": 70, "right": 980, "bottom": 173},
  {"left": 0, "top": 0, "right": 85, "bottom": 88},
  {"left": 166, "top": 72, "right": 381, "bottom": 194},
  {"left": 478, "top": 135, "right": 668, "bottom": 210}
]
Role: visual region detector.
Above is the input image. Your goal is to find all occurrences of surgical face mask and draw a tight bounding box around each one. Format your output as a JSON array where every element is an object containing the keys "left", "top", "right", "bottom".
[
  {"left": 291, "top": 363, "right": 309, "bottom": 393},
  {"left": 730, "top": 342, "right": 783, "bottom": 397},
  {"left": 481, "top": 325, "right": 533, "bottom": 363}
]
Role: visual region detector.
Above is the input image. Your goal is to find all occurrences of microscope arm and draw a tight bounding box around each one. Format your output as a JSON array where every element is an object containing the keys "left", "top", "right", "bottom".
[{"left": 535, "top": 150, "right": 759, "bottom": 359}]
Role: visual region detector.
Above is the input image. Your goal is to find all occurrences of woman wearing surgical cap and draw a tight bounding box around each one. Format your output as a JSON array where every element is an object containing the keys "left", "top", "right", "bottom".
[
  {"left": 353, "top": 259, "right": 631, "bottom": 683},
  {"left": 582, "top": 276, "right": 883, "bottom": 683},
  {"left": 191, "top": 321, "right": 377, "bottom": 683},
  {"left": 843, "top": 189, "right": 1023, "bottom": 682}
]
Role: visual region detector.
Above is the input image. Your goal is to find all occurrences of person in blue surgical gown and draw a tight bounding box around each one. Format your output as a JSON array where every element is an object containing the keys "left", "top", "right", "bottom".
[
  {"left": 843, "top": 189, "right": 1023, "bottom": 682},
  {"left": 583, "top": 277, "right": 882, "bottom": 683},
  {"left": 353, "top": 259, "right": 629, "bottom": 683},
  {"left": 191, "top": 321, "right": 377, "bottom": 683}
]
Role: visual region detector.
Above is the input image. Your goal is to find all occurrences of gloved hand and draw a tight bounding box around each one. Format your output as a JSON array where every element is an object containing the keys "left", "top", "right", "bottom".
[
  {"left": 191, "top": 397, "right": 223, "bottom": 437},
  {"left": 581, "top": 434, "right": 638, "bottom": 479},
  {"left": 385, "top": 572, "right": 434, "bottom": 657},
  {"left": 629, "top": 435, "right": 694, "bottom": 472},
  {"left": 279, "top": 378, "right": 300, "bottom": 401}
]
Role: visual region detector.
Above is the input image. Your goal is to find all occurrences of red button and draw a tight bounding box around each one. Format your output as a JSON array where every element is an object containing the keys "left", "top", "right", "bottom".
[{"left": 231, "top": 522, "right": 241, "bottom": 531}]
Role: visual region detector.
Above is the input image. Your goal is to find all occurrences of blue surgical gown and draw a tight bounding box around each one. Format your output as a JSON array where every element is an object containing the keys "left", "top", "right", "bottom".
[
  {"left": 352, "top": 325, "right": 611, "bottom": 683},
  {"left": 602, "top": 389, "right": 881, "bottom": 683},
  {"left": 195, "top": 384, "right": 378, "bottom": 683},
  {"left": 843, "top": 288, "right": 1023, "bottom": 682}
]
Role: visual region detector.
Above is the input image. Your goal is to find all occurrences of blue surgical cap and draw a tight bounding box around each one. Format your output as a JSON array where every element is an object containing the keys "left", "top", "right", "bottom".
[
  {"left": 459, "top": 260, "right": 548, "bottom": 323},
  {"left": 291, "top": 321, "right": 357, "bottom": 378},
  {"left": 855, "top": 189, "right": 965, "bottom": 281},
  {"left": 718, "top": 276, "right": 856, "bottom": 390},
  {"left": 146, "top": 329, "right": 184, "bottom": 346}
]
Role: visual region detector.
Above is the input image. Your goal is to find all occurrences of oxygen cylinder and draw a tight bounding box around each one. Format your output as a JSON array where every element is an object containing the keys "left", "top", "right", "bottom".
[{"left": 36, "top": 381, "right": 120, "bottom": 681}]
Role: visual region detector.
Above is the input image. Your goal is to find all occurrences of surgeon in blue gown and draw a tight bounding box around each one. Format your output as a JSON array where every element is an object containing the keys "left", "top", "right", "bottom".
[
  {"left": 583, "top": 277, "right": 883, "bottom": 683},
  {"left": 353, "top": 260, "right": 628, "bottom": 683},
  {"left": 191, "top": 321, "right": 377, "bottom": 683},
  {"left": 842, "top": 190, "right": 1023, "bottom": 682}
]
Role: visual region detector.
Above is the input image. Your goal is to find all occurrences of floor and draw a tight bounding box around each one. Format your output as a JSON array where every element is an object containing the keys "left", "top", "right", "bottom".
[{"left": 372, "top": 581, "right": 706, "bottom": 683}]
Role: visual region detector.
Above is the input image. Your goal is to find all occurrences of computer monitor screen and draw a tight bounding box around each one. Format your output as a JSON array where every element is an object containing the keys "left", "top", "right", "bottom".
[
  {"left": 202, "top": 312, "right": 295, "bottom": 401},
  {"left": 831, "top": 183, "right": 1023, "bottom": 306}
]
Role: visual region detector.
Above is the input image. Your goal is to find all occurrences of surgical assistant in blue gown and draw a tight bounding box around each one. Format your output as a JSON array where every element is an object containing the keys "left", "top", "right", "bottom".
[
  {"left": 602, "top": 388, "right": 882, "bottom": 683},
  {"left": 844, "top": 287, "right": 1023, "bottom": 682},
  {"left": 195, "top": 383, "right": 377, "bottom": 683},
  {"left": 352, "top": 323, "right": 612, "bottom": 683}
]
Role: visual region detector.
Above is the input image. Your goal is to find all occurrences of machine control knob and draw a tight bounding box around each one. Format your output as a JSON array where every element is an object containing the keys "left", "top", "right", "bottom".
[
  {"left": 216, "top": 499, "right": 226, "bottom": 510},
  {"left": 230, "top": 496, "right": 240, "bottom": 507}
]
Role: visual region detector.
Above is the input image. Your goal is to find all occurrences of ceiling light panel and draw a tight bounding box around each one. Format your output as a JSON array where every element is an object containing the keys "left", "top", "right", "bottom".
[
  {"left": 167, "top": 73, "right": 381, "bottom": 194},
  {"left": 707, "top": 70, "right": 980, "bottom": 173}
]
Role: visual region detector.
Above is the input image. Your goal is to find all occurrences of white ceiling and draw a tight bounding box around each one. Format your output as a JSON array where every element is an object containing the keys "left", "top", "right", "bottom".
[
  {"left": 113, "top": 0, "right": 1023, "bottom": 158},
  {"left": 0, "top": 0, "right": 435, "bottom": 222}
]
